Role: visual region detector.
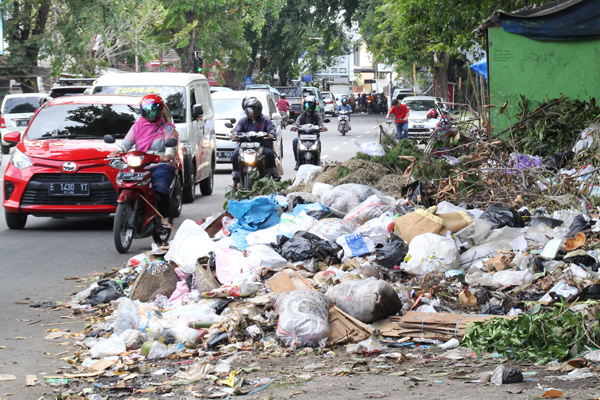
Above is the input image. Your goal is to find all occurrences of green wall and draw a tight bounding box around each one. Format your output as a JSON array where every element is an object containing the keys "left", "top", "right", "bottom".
[{"left": 488, "top": 27, "right": 600, "bottom": 132}]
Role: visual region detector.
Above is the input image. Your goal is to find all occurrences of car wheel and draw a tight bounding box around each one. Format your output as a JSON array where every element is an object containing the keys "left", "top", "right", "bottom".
[
  {"left": 171, "top": 175, "right": 183, "bottom": 217},
  {"left": 182, "top": 168, "right": 196, "bottom": 204},
  {"left": 5, "top": 211, "right": 27, "bottom": 229},
  {"left": 113, "top": 202, "right": 133, "bottom": 253},
  {"left": 199, "top": 161, "right": 214, "bottom": 196},
  {"left": 1, "top": 144, "right": 9, "bottom": 155},
  {"left": 280, "top": 140, "right": 284, "bottom": 159}
]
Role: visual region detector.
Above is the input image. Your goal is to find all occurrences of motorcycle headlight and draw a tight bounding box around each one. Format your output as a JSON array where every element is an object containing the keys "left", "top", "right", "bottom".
[
  {"left": 298, "top": 142, "right": 308, "bottom": 151},
  {"left": 10, "top": 149, "right": 33, "bottom": 170},
  {"left": 109, "top": 159, "right": 127, "bottom": 170},
  {"left": 309, "top": 142, "right": 318, "bottom": 151},
  {"left": 242, "top": 152, "right": 256, "bottom": 165},
  {"left": 127, "top": 155, "right": 143, "bottom": 167}
]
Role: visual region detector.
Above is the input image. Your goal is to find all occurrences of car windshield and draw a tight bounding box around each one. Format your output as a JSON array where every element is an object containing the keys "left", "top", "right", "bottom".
[
  {"left": 213, "top": 98, "right": 246, "bottom": 120},
  {"left": 25, "top": 103, "right": 139, "bottom": 140},
  {"left": 404, "top": 100, "right": 436, "bottom": 111},
  {"left": 4, "top": 97, "right": 44, "bottom": 114},
  {"left": 92, "top": 85, "right": 186, "bottom": 123},
  {"left": 322, "top": 93, "right": 332, "bottom": 100}
]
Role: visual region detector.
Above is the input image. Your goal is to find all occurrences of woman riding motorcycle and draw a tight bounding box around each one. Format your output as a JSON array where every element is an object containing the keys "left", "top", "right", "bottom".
[
  {"left": 109, "top": 94, "right": 177, "bottom": 225},
  {"left": 291, "top": 95, "right": 327, "bottom": 170}
]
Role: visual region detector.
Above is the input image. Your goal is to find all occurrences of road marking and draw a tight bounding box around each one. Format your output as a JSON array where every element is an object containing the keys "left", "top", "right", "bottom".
[
  {"left": 342, "top": 142, "right": 348, "bottom": 145},
  {"left": 332, "top": 147, "right": 339, "bottom": 151},
  {"left": 350, "top": 139, "right": 355, "bottom": 142},
  {"left": 358, "top": 135, "right": 363, "bottom": 138},
  {"left": 322, "top": 154, "right": 329, "bottom": 159}
]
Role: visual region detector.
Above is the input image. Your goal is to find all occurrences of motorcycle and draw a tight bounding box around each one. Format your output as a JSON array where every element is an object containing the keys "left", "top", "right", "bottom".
[
  {"left": 104, "top": 136, "right": 182, "bottom": 253},
  {"left": 231, "top": 130, "right": 278, "bottom": 190},
  {"left": 367, "top": 99, "right": 376, "bottom": 114},
  {"left": 337, "top": 110, "right": 350, "bottom": 136},
  {"left": 296, "top": 124, "right": 325, "bottom": 166},
  {"left": 279, "top": 111, "right": 288, "bottom": 130},
  {"left": 375, "top": 100, "right": 387, "bottom": 114}
]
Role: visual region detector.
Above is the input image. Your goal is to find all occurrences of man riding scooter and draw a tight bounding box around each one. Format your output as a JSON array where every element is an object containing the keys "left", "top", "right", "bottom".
[
  {"left": 291, "top": 95, "right": 327, "bottom": 170},
  {"left": 230, "top": 97, "right": 277, "bottom": 188},
  {"left": 336, "top": 96, "right": 352, "bottom": 131}
]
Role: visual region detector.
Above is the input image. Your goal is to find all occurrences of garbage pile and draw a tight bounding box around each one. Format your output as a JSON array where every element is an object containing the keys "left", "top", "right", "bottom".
[{"left": 52, "top": 123, "right": 600, "bottom": 398}]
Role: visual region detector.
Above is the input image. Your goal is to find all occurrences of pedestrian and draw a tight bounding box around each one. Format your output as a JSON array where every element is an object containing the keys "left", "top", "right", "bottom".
[
  {"left": 386, "top": 99, "right": 410, "bottom": 140},
  {"left": 348, "top": 93, "right": 356, "bottom": 113},
  {"left": 360, "top": 93, "right": 367, "bottom": 113}
]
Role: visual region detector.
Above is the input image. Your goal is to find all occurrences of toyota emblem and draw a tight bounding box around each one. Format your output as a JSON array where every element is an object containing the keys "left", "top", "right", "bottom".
[{"left": 63, "top": 162, "right": 77, "bottom": 172}]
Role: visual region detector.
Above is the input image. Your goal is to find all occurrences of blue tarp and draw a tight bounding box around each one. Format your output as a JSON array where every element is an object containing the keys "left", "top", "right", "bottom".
[
  {"left": 227, "top": 194, "right": 280, "bottom": 249},
  {"left": 470, "top": 59, "right": 488, "bottom": 79}
]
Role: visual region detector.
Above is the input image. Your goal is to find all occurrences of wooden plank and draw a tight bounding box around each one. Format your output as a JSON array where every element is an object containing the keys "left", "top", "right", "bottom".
[
  {"left": 329, "top": 306, "right": 374, "bottom": 345},
  {"left": 25, "top": 375, "right": 37, "bottom": 386}
]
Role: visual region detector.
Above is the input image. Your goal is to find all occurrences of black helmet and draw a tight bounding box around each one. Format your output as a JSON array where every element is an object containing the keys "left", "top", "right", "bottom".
[
  {"left": 242, "top": 96, "right": 262, "bottom": 119},
  {"left": 303, "top": 95, "right": 317, "bottom": 113},
  {"left": 341, "top": 96, "right": 348, "bottom": 104}
]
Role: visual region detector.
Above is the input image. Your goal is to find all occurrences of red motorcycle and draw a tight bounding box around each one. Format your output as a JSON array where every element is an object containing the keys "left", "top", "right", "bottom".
[{"left": 104, "top": 136, "right": 182, "bottom": 253}]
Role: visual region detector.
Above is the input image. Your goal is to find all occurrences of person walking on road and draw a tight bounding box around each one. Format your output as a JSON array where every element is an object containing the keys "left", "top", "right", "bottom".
[
  {"left": 386, "top": 99, "right": 410, "bottom": 140},
  {"left": 348, "top": 93, "right": 356, "bottom": 113},
  {"left": 359, "top": 93, "right": 367, "bottom": 113}
]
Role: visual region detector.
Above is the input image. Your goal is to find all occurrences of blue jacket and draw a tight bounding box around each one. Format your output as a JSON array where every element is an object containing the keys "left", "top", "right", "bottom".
[{"left": 233, "top": 115, "right": 277, "bottom": 138}]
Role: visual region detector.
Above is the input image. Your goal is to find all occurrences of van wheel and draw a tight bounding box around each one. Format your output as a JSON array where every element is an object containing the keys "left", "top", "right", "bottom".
[
  {"left": 182, "top": 168, "right": 196, "bottom": 204},
  {"left": 5, "top": 211, "right": 27, "bottom": 229},
  {"left": 200, "top": 163, "right": 214, "bottom": 196}
]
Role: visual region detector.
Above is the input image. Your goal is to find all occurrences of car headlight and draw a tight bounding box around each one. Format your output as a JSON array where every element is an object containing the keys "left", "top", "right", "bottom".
[
  {"left": 109, "top": 159, "right": 127, "bottom": 170},
  {"left": 10, "top": 149, "right": 33, "bottom": 170},
  {"left": 127, "top": 155, "right": 143, "bottom": 167}
]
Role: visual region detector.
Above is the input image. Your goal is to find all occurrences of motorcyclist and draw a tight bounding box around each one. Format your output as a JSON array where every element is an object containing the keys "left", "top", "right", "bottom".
[
  {"left": 230, "top": 97, "right": 277, "bottom": 187},
  {"left": 336, "top": 96, "right": 352, "bottom": 130},
  {"left": 109, "top": 94, "right": 178, "bottom": 226},
  {"left": 291, "top": 95, "right": 327, "bottom": 170},
  {"left": 276, "top": 93, "right": 290, "bottom": 121}
]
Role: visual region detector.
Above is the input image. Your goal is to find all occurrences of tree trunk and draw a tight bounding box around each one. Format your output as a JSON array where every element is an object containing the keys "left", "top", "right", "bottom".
[
  {"left": 278, "top": 67, "right": 289, "bottom": 86},
  {"left": 244, "top": 42, "right": 259, "bottom": 79},
  {"left": 173, "top": 11, "right": 197, "bottom": 73},
  {"left": 432, "top": 50, "right": 449, "bottom": 101}
]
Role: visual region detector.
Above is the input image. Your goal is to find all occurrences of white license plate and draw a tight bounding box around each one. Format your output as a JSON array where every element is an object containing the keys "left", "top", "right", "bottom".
[
  {"left": 218, "top": 151, "right": 234, "bottom": 158},
  {"left": 414, "top": 124, "right": 424, "bottom": 129},
  {"left": 48, "top": 182, "right": 90, "bottom": 196}
]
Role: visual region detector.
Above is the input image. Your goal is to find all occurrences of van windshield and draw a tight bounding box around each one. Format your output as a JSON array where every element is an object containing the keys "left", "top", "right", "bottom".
[
  {"left": 92, "top": 86, "right": 186, "bottom": 123},
  {"left": 213, "top": 98, "right": 245, "bottom": 120}
]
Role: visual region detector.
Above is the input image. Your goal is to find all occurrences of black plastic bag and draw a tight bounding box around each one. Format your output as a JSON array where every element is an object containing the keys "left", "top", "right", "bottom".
[
  {"left": 276, "top": 231, "right": 341, "bottom": 262},
  {"left": 306, "top": 209, "right": 338, "bottom": 220},
  {"left": 85, "top": 279, "right": 124, "bottom": 306},
  {"left": 567, "top": 215, "right": 593, "bottom": 237},
  {"left": 543, "top": 150, "right": 574, "bottom": 172},
  {"left": 529, "top": 217, "right": 563, "bottom": 229},
  {"left": 375, "top": 235, "right": 408, "bottom": 269},
  {"left": 401, "top": 180, "right": 430, "bottom": 207},
  {"left": 502, "top": 368, "right": 523, "bottom": 384},
  {"left": 480, "top": 204, "right": 524, "bottom": 229},
  {"left": 528, "top": 256, "right": 546, "bottom": 273},
  {"left": 582, "top": 284, "right": 600, "bottom": 300},
  {"left": 481, "top": 303, "right": 504, "bottom": 315},
  {"left": 563, "top": 254, "right": 597, "bottom": 267}
]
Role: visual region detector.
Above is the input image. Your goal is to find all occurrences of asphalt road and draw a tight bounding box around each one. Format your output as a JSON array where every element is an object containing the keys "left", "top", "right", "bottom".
[{"left": 0, "top": 113, "right": 387, "bottom": 397}]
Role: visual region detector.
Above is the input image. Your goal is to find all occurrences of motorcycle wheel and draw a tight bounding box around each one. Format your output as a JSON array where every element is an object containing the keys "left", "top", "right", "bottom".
[
  {"left": 171, "top": 175, "right": 183, "bottom": 218},
  {"left": 152, "top": 219, "right": 171, "bottom": 246},
  {"left": 114, "top": 202, "right": 134, "bottom": 253}
]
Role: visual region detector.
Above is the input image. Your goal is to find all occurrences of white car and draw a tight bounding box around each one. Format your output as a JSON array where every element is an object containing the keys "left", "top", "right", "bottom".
[
  {"left": 1, "top": 93, "right": 47, "bottom": 154},
  {"left": 211, "top": 90, "right": 283, "bottom": 165},
  {"left": 321, "top": 91, "right": 337, "bottom": 116},
  {"left": 402, "top": 96, "right": 441, "bottom": 139}
]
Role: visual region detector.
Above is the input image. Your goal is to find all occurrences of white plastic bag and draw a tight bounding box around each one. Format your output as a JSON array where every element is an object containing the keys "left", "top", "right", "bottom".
[
  {"left": 401, "top": 233, "right": 459, "bottom": 276},
  {"left": 277, "top": 212, "right": 318, "bottom": 238},
  {"left": 90, "top": 336, "right": 126, "bottom": 358},
  {"left": 336, "top": 234, "right": 375, "bottom": 260},
  {"left": 292, "top": 164, "right": 323, "bottom": 187},
  {"left": 312, "top": 182, "right": 334, "bottom": 201},
  {"left": 321, "top": 184, "right": 383, "bottom": 216},
  {"left": 491, "top": 270, "right": 535, "bottom": 287},
  {"left": 245, "top": 225, "right": 280, "bottom": 246},
  {"left": 343, "top": 194, "right": 398, "bottom": 225},
  {"left": 246, "top": 244, "right": 288, "bottom": 270},
  {"left": 165, "top": 220, "right": 217, "bottom": 274},
  {"left": 214, "top": 247, "right": 249, "bottom": 285},
  {"left": 355, "top": 214, "right": 394, "bottom": 245},
  {"left": 308, "top": 218, "right": 357, "bottom": 242},
  {"left": 357, "top": 141, "right": 386, "bottom": 157},
  {"left": 273, "top": 290, "right": 330, "bottom": 348}
]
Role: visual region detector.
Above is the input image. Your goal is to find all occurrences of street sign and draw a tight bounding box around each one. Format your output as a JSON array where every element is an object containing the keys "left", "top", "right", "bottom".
[
  {"left": 302, "top": 75, "right": 312, "bottom": 82},
  {"left": 244, "top": 76, "right": 252, "bottom": 86}
]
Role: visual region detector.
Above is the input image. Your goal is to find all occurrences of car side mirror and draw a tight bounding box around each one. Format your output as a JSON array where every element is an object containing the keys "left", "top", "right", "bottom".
[
  {"left": 3, "top": 131, "right": 21, "bottom": 143},
  {"left": 103, "top": 134, "right": 115, "bottom": 144},
  {"left": 165, "top": 138, "right": 177, "bottom": 148},
  {"left": 271, "top": 112, "right": 281, "bottom": 120},
  {"left": 192, "top": 103, "right": 204, "bottom": 119},
  {"left": 323, "top": 118, "right": 330, "bottom": 123},
  {"left": 225, "top": 122, "right": 234, "bottom": 129}
]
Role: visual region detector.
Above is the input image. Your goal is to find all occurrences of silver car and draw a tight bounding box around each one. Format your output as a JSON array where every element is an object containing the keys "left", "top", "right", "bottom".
[
  {"left": 211, "top": 90, "right": 283, "bottom": 165},
  {"left": 402, "top": 96, "right": 441, "bottom": 139},
  {"left": 1, "top": 93, "right": 48, "bottom": 154}
]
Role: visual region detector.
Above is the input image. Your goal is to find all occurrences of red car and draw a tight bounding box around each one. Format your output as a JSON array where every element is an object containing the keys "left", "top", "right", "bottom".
[{"left": 3, "top": 94, "right": 176, "bottom": 229}]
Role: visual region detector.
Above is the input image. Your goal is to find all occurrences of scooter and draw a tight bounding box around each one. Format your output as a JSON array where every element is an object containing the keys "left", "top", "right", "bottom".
[
  {"left": 104, "top": 136, "right": 182, "bottom": 253},
  {"left": 337, "top": 110, "right": 350, "bottom": 136},
  {"left": 232, "top": 131, "right": 278, "bottom": 190},
  {"left": 296, "top": 124, "right": 324, "bottom": 166}
]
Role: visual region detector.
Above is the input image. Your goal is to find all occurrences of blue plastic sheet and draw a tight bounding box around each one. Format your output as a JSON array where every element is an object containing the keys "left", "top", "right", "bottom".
[
  {"left": 228, "top": 194, "right": 280, "bottom": 249},
  {"left": 470, "top": 59, "right": 488, "bottom": 79}
]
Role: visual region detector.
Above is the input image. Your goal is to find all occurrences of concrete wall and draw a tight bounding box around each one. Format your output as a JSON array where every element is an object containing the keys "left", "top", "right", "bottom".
[{"left": 488, "top": 27, "right": 600, "bottom": 132}]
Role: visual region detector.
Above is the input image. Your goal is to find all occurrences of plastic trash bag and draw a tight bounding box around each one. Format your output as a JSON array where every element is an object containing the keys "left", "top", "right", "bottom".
[
  {"left": 165, "top": 220, "right": 217, "bottom": 274},
  {"left": 90, "top": 336, "right": 127, "bottom": 358},
  {"left": 292, "top": 164, "right": 323, "bottom": 187},
  {"left": 567, "top": 214, "right": 593, "bottom": 237},
  {"left": 454, "top": 219, "right": 492, "bottom": 249},
  {"left": 321, "top": 183, "right": 383, "bottom": 216},
  {"left": 246, "top": 244, "right": 288, "bottom": 270},
  {"left": 355, "top": 214, "right": 394, "bottom": 245},
  {"left": 401, "top": 233, "right": 459, "bottom": 276},
  {"left": 336, "top": 234, "right": 375, "bottom": 260},
  {"left": 85, "top": 279, "right": 124, "bottom": 306},
  {"left": 543, "top": 150, "right": 574, "bottom": 172},
  {"left": 357, "top": 141, "right": 386, "bottom": 157},
  {"left": 308, "top": 218, "right": 358, "bottom": 242},
  {"left": 312, "top": 182, "right": 334, "bottom": 201},
  {"left": 214, "top": 248, "right": 249, "bottom": 285},
  {"left": 343, "top": 194, "right": 398, "bottom": 225},
  {"left": 490, "top": 270, "right": 534, "bottom": 288},
  {"left": 277, "top": 231, "right": 342, "bottom": 265},
  {"left": 326, "top": 278, "right": 401, "bottom": 323},
  {"left": 529, "top": 216, "right": 564, "bottom": 228},
  {"left": 273, "top": 289, "right": 331, "bottom": 348},
  {"left": 376, "top": 235, "right": 409, "bottom": 269},
  {"left": 245, "top": 225, "right": 280, "bottom": 246},
  {"left": 480, "top": 204, "right": 524, "bottom": 229},
  {"left": 277, "top": 212, "right": 318, "bottom": 238},
  {"left": 228, "top": 194, "right": 281, "bottom": 249},
  {"left": 401, "top": 180, "right": 430, "bottom": 206}
]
